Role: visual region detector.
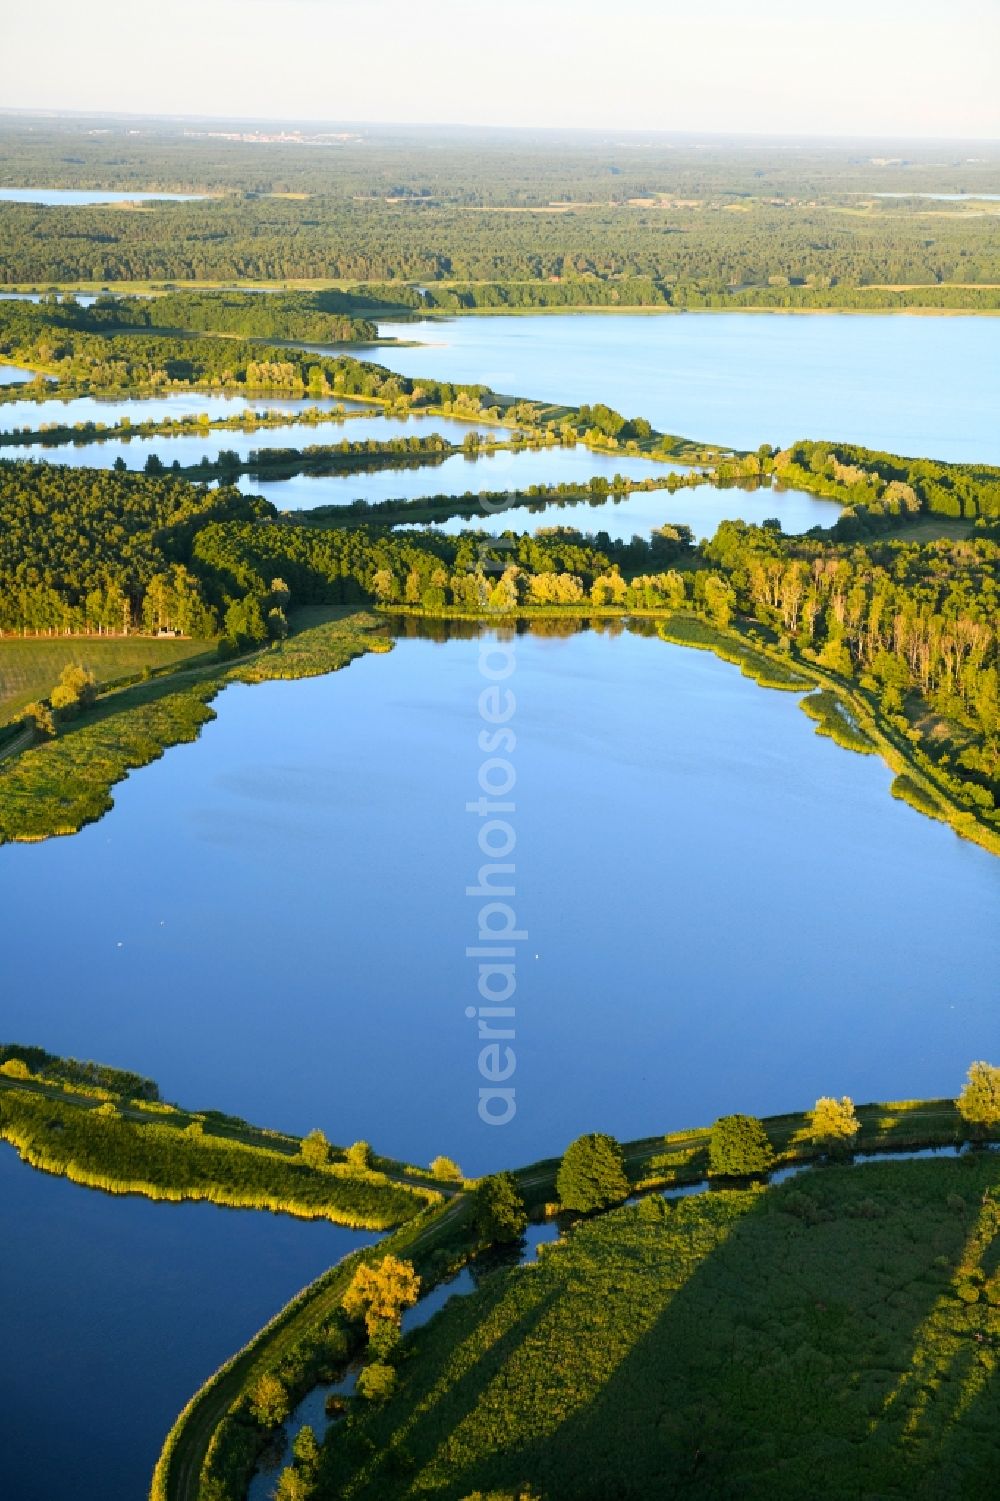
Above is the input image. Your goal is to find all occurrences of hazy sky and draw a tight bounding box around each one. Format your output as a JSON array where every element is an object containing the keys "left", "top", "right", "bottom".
[{"left": 4, "top": 0, "right": 999, "bottom": 140}]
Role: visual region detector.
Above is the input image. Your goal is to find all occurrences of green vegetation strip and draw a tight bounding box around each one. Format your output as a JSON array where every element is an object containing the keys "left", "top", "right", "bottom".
[
  {"left": 324, "top": 1154, "right": 1000, "bottom": 1501},
  {"left": 151, "top": 1200, "right": 471, "bottom": 1501},
  {"left": 0, "top": 1082, "right": 434, "bottom": 1228},
  {"left": 152, "top": 1091, "right": 990, "bottom": 1501},
  {"left": 656, "top": 613, "right": 811, "bottom": 689},
  {"left": 0, "top": 1045, "right": 439, "bottom": 1228}
]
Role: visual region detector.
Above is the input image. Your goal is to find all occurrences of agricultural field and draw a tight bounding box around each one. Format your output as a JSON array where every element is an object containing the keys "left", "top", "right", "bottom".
[{"left": 0, "top": 635, "right": 210, "bottom": 725}]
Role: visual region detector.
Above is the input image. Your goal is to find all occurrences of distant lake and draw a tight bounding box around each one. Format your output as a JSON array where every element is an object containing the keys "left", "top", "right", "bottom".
[
  {"left": 0, "top": 188, "right": 209, "bottom": 205},
  {"left": 389, "top": 479, "right": 839, "bottom": 542},
  {"left": 0, "top": 408, "right": 839, "bottom": 535},
  {"left": 375, "top": 313, "right": 1000, "bottom": 464},
  {"left": 1, "top": 410, "right": 505, "bottom": 470},
  {"left": 0, "top": 291, "right": 98, "bottom": 305},
  {"left": 873, "top": 192, "right": 1000, "bottom": 201},
  {"left": 0, "top": 390, "right": 367, "bottom": 426}
]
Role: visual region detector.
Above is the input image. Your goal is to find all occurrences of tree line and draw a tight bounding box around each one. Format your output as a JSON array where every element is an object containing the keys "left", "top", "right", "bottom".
[{"left": 4, "top": 188, "right": 1000, "bottom": 307}]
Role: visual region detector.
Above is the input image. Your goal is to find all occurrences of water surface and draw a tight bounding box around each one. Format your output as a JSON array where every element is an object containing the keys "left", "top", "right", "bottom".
[
  {"left": 1, "top": 411, "right": 500, "bottom": 470},
  {"left": 0, "top": 364, "right": 40, "bottom": 387},
  {"left": 0, "top": 188, "right": 209, "bottom": 205},
  {"left": 391, "top": 478, "right": 838, "bottom": 541},
  {"left": 0, "top": 390, "right": 365, "bottom": 428},
  {"left": 375, "top": 313, "right": 1000, "bottom": 463},
  {"left": 0, "top": 1149, "right": 369, "bottom": 1501},
  {"left": 1, "top": 626, "right": 994, "bottom": 1177}
]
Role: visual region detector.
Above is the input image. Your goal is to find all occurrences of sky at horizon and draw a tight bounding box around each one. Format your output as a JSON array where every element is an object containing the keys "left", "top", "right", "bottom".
[{"left": 3, "top": 0, "right": 999, "bottom": 142}]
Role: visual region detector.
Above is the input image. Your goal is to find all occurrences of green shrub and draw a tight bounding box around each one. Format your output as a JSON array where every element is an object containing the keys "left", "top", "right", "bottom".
[
  {"left": 708, "top": 1114, "right": 775, "bottom": 1177},
  {"left": 474, "top": 1172, "right": 527, "bottom": 1245},
  {"left": 957, "top": 1061, "right": 1000, "bottom": 1134},
  {"left": 357, "top": 1362, "right": 397, "bottom": 1404},
  {"left": 556, "top": 1133, "right": 629, "bottom": 1212}
]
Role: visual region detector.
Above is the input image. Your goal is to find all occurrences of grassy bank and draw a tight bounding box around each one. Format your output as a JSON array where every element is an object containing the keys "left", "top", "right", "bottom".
[
  {"left": 654, "top": 612, "right": 999, "bottom": 855},
  {"left": 151, "top": 1197, "right": 472, "bottom": 1501},
  {"left": 655, "top": 613, "right": 811, "bottom": 690},
  {"left": 322, "top": 1153, "right": 1000, "bottom": 1501},
  {"left": 0, "top": 609, "right": 391, "bottom": 844},
  {"left": 150, "top": 1089, "right": 995, "bottom": 1501},
  {"left": 0, "top": 1078, "right": 437, "bottom": 1229}
]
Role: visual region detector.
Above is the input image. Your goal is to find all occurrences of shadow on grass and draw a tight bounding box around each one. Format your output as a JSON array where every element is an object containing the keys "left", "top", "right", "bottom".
[{"left": 324, "top": 1154, "right": 999, "bottom": 1501}]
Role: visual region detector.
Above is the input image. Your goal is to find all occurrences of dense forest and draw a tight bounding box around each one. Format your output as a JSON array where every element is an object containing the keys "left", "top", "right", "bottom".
[
  {"left": 775, "top": 441, "right": 1000, "bottom": 523},
  {"left": 107, "top": 289, "right": 376, "bottom": 341},
  {"left": 3, "top": 192, "right": 1000, "bottom": 303},
  {"left": 1, "top": 455, "right": 995, "bottom": 829},
  {"left": 2, "top": 120, "right": 1000, "bottom": 302}
]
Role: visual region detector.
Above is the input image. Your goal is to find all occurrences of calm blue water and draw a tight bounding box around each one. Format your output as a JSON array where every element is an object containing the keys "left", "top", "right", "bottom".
[
  {"left": 0, "top": 291, "right": 99, "bottom": 305},
  {"left": 237, "top": 443, "right": 674, "bottom": 506},
  {"left": 1, "top": 625, "right": 998, "bottom": 1499},
  {"left": 1, "top": 308, "right": 998, "bottom": 1501},
  {"left": 391, "top": 479, "right": 838, "bottom": 541},
  {"left": 1, "top": 627, "right": 995, "bottom": 1176},
  {"left": 0, "top": 1148, "right": 370, "bottom": 1501},
  {"left": 0, "top": 188, "right": 209, "bottom": 205},
  {"left": 0, "top": 364, "right": 38, "bottom": 386},
  {"left": 376, "top": 313, "right": 1000, "bottom": 463}
]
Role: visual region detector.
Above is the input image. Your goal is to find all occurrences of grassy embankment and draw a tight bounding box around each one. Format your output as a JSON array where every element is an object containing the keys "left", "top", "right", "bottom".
[
  {"left": 324, "top": 1152, "right": 1000, "bottom": 1501},
  {"left": 0, "top": 608, "right": 391, "bottom": 845},
  {"left": 151, "top": 1092, "right": 995, "bottom": 1501},
  {"left": 0, "top": 1053, "right": 438, "bottom": 1230}
]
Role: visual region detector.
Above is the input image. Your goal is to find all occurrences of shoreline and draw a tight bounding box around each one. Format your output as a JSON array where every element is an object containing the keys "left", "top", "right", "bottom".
[{"left": 4, "top": 281, "right": 1000, "bottom": 318}]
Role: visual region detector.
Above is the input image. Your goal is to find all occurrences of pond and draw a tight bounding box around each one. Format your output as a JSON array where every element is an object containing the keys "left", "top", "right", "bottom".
[{"left": 374, "top": 312, "right": 1000, "bottom": 464}]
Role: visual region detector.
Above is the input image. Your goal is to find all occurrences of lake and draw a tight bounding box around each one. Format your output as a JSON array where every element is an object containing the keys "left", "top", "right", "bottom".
[
  {"left": 239, "top": 462, "right": 838, "bottom": 540},
  {"left": 375, "top": 313, "right": 1000, "bottom": 464},
  {"left": 0, "top": 291, "right": 98, "bottom": 305},
  {"left": 0, "top": 1148, "right": 371, "bottom": 1501},
  {"left": 388, "top": 479, "right": 838, "bottom": 542},
  {"left": 0, "top": 402, "right": 840, "bottom": 535},
  {"left": 1, "top": 306, "right": 999, "bottom": 1501},
  {"left": 0, "top": 188, "right": 209, "bottom": 205},
  {"left": 2, "top": 625, "right": 995, "bottom": 1177}
]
